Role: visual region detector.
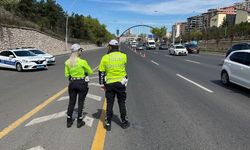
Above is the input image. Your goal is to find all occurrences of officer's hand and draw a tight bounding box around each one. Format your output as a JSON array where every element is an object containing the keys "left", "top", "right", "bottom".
[{"left": 100, "top": 84, "right": 106, "bottom": 91}]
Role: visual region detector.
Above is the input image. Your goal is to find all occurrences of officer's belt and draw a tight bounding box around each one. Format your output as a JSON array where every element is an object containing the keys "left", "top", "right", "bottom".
[{"left": 70, "top": 77, "right": 85, "bottom": 81}]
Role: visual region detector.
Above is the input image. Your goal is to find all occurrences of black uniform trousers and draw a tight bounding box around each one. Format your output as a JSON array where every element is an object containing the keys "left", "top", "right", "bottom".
[
  {"left": 67, "top": 79, "right": 88, "bottom": 120},
  {"left": 105, "top": 82, "right": 127, "bottom": 122}
]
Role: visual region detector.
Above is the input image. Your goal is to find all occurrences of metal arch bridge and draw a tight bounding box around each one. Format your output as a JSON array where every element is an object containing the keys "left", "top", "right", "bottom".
[{"left": 119, "top": 25, "right": 154, "bottom": 37}]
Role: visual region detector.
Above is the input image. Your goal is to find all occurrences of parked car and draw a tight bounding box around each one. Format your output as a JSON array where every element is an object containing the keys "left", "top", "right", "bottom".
[
  {"left": 0, "top": 49, "right": 47, "bottom": 72},
  {"left": 26, "top": 48, "right": 55, "bottom": 65},
  {"left": 185, "top": 44, "right": 199, "bottom": 54},
  {"left": 226, "top": 43, "right": 250, "bottom": 57},
  {"left": 159, "top": 43, "right": 168, "bottom": 50},
  {"left": 221, "top": 50, "right": 250, "bottom": 89},
  {"left": 136, "top": 43, "right": 144, "bottom": 50},
  {"left": 169, "top": 45, "right": 188, "bottom": 56}
]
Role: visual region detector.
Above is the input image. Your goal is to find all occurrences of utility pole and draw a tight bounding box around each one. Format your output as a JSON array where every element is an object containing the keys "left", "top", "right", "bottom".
[{"left": 65, "top": 0, "right": 78, "bottom": 51}]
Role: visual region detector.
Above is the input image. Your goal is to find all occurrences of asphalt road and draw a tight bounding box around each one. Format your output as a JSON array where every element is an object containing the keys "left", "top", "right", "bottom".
[{"left": 0, "top": 46, "right": 250, "bottom": 150}]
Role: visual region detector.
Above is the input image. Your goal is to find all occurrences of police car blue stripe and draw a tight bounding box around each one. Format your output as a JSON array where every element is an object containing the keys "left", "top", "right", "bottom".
[{"left": 0, "top": 59, "right": 17, "bottom": 66}]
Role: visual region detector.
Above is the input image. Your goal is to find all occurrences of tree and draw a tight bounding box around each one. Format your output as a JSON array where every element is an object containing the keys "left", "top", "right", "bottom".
[
  {"left": 190, "top": 29, "right": 203, "bottom": 41},
  {"left": 151, "top": 26, "right": 167, "bottom": 42},
  {"left": 138, "top": 33, "right": 147, "bottom": 42}
]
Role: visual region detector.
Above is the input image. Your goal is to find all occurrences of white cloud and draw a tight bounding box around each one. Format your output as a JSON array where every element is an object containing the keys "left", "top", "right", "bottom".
[{"left": 114, "top": 0, "right": 240, "bottom": 15}]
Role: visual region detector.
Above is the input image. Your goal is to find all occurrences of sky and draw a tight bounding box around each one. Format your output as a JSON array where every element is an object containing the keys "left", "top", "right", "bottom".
[{"left": 56, "top": 0, "right": 242, "bottom": 35}]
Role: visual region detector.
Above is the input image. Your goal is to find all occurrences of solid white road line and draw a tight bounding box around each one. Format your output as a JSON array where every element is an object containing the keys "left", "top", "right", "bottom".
[
  {"left": 25, "top": 111, "right": 94, "bottom": 127},
  {"left": 25, "top": 111, "right": 67, "bottom": 126},
  {"left": 185, "top": 59, "right": 201, "bottom": 64},
  {"left": 89, "top": 82, "right": 101, "bottom": 87},
  {"left": 87, "top": 93, "right": 102, "bottom": 101},
  {"left": 27, "top": 146, "right": 45, "bottom": 150},
  {"left": 151, "top": 60, "right": 159, "bottom": 66},
  {"left": 176, "top": 74, "right": 214, "bottom": 93}
]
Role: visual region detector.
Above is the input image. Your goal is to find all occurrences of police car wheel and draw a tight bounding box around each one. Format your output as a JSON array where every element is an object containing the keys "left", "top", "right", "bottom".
[{"left": 16, "top": 63, "right": 23, "bottom": 72}]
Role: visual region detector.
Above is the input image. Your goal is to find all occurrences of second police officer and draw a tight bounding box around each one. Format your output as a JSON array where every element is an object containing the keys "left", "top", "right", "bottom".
[
  {"left": 65, "top": 44, "right": 93, "bottom": 128},
  {"left": 98, "top": 39, "right": 129, "bottom": 131}
]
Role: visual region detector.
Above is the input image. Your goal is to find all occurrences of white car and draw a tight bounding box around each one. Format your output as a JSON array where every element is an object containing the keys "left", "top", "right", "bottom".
[
  {"left": 221, "top": 50, "right": 250, "bottom": 89},
  {"left": 0, "top": 49, "right": 47, "bottom": 72},
  {"left": 169, "top": 45, "right": 188, "bottom": 56},
  {"left": 131, "top": 41, "right": 137, "bottom": 48},
  {"left": 26, "top": 48, "right": 55, "bottom": 65},
  {"left": 146, "top": 40, "right": 156, "bottom": 50}
]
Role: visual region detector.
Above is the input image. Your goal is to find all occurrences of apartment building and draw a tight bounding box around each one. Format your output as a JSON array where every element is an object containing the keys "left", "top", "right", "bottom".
[
  {"left": 235, "top": 9, "right": 250, "bottom": 24},
  {"left": 187, "top": 15, "right": 204, "bottom": 32},
  {"left": 172, "top": 22, "right": 187, "bottom": 38},
  {"left": 234, "top": 0, "right": 250, "bottom": 10}
]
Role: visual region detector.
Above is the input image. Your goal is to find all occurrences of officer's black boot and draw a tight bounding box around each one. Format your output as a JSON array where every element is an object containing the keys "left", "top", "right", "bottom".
[
  {"left": 67, "top": 117, "right": 73, "bottom": 128},
  {"left": 105, "top": 119, "right": 111, "bottom": 131},
  {"left": 77, "top": 118, "right": 85, "bottom": 128},
  {"left": 121, "top": 118, "right": 130, "bottom": 129}
]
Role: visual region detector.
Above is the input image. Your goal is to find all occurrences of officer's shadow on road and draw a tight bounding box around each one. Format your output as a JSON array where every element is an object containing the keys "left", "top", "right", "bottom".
[
  {"left": 92, "top": 109, "right": 122, "bottom": 127},
  {"left": 211, "top": 80, "right": 250, "bottom": 98}
]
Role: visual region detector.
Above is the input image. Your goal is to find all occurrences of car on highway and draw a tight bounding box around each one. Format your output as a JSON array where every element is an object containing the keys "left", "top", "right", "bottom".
[
  {"left": 136, "top": 43, "right": 144, "bottom": 50},
  {"left": 221, "top": 50, "right": 250, "bottom": 89},
  {"left": 146, "top": 39, "right": 156, "bottom": 50},
  {"left": 131, "top": 40, "right": 137, "bottom": 48},
  {"left": 169, "top": 45, "right": 188, "bottom": 56},
  {"left": 0, "top": 49, "right": 47, "bottom": 72},
  {"left": 159, "top": 43, "right": 168, "bottom": 50},
  {"left": 226, "top": 43, "right": 250, "bottom": 57},
  {"left": 25, "top": 48, "right": 56, "bottom": 65},
  {"left": 185, "top": 44, "right": 199, "bottom": 54}
]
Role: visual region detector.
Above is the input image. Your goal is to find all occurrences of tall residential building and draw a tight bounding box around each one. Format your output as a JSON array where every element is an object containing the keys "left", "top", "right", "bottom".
[
  {"left": 172, "top": 22, "right": 187, "bottom": 38},
  {"left": 235, "top": 9, "right": 250, "bottom": 24},
  {"left": 210, "top": 13, "right": 227, "bottom": 27},
  {"left": 234, "top": 0, "right": 250, "bottom": 11},
  {"left": 187, "top": 15, "right": 204, "bottom": 32}
]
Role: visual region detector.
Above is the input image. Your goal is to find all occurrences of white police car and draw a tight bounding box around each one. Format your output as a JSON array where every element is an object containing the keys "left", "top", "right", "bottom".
[
  {"left": 0, "top": 49, "right": 47, "bottom": 72},
  {"left": 25, "top": 48, "right": 56, "bottom": 65}
]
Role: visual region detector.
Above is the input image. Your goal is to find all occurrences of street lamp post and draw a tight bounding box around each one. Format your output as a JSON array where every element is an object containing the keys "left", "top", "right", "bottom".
[
  {"left": 65, "top": 15, "right": 69, "bottom": 51},
  {"left": 65, "top": 0, "right": 78, "bottom": 51}
]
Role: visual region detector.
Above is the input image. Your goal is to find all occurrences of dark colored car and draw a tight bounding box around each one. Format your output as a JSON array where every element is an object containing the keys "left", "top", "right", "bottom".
[
  {"left": 159, "top": 43, "right": 168, "bottom": 50},
  {"left": 185, "top": 44, "right": 199, "bottom": 54},
  {"left": 136, "top": 44, "right": 144, "bottom": 50},
  {"left": 226, "top": 43, "right": 250, "bottom": 57}
]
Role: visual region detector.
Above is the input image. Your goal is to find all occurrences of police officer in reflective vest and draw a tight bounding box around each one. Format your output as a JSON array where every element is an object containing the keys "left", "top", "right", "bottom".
[
  {"left": 98, "top": 39, "right": 129, "bottom": 131},
  {"left": 65, "top": 44, "right": 93, "bottom": 128}
]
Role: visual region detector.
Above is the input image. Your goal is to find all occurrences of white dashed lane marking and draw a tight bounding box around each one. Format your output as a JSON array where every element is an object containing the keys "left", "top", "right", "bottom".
[
  {"left": 27, "top": 146, "right": 45, "bottom": 150},
  {"left": 176, "top": 74, "right": 214, "bottom": 93},
  {"left": 151, "top": 60, "right": 159, "bottom": 66},
  {"left": 185, "top": 59, "right": 201, "bottom": 64},
  {"left": 25, "top": 111, "right": 94, "bottom": 127}
]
